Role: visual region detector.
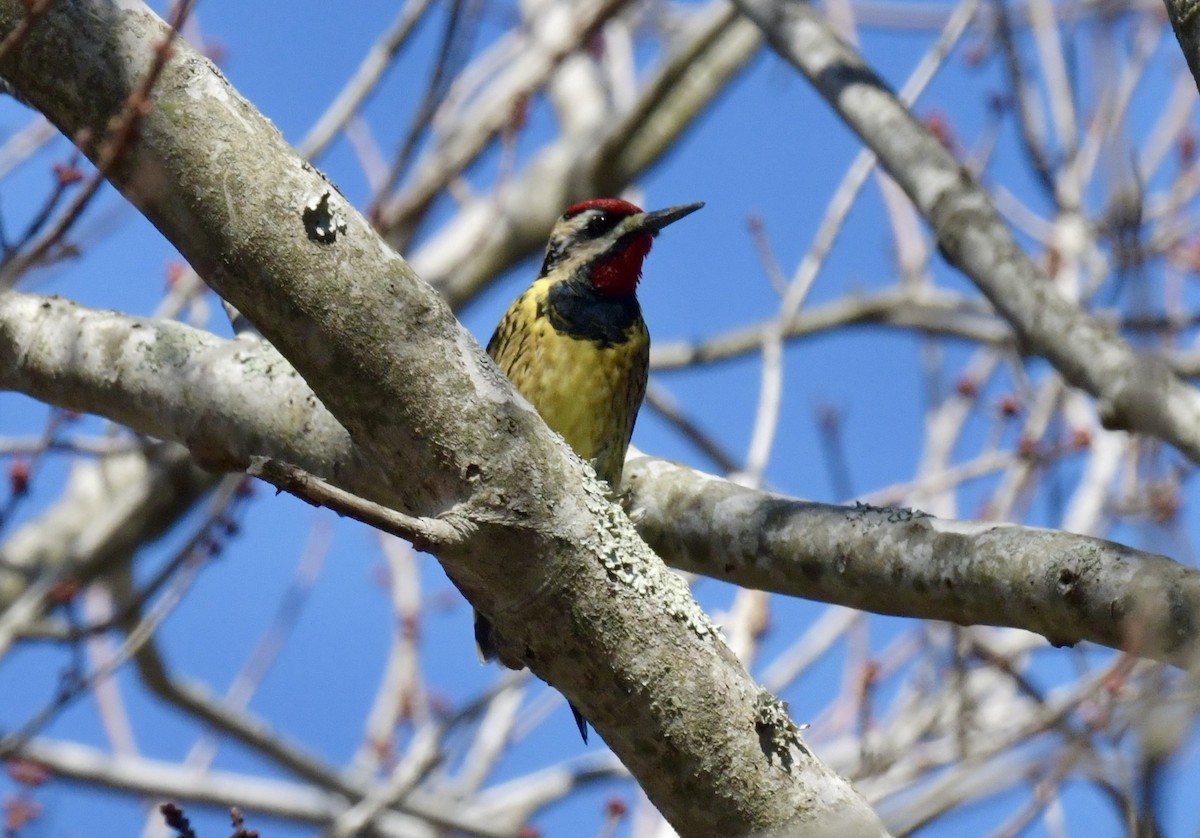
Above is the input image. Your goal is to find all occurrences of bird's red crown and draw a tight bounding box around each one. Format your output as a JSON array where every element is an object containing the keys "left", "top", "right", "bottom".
[{"left": 565, "top": 197, "right": 643, "bottom": 217}]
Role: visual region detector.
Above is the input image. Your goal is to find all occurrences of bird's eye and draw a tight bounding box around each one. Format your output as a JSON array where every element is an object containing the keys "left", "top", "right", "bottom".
[{"left": 583, "top": 212, "right": 620, "bottom": 238}]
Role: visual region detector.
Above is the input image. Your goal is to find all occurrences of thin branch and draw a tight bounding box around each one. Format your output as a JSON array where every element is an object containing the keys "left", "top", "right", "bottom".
[
  {"left": 296, "top": 0, "right": 436, "bottom": 161},
  {"left": 246, "top": 458, "right": 465, "bottom": 552},
  {"left": 0, "top": 0, "right": 196, "bottom": 285}
]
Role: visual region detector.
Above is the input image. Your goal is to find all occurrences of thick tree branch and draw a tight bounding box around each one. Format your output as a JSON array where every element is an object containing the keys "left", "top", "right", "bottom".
[
  {"left": 0, "top": 4, "right": 871, "bottom": 834},
  {"left": 1164, "top": 0, "right": 1200, "bottom": 94},
  {"left": 4, "top": 292, "right": 1198, "bottom": 667},
  {"left": 0, "top": 293, "right": 390, "bottom": 505},
  {"left": 623, "top": 454, "right": 1200, "bottom": 668},
  {"left": 732, "top": 0, "right": 1200, "bottom": 465}
]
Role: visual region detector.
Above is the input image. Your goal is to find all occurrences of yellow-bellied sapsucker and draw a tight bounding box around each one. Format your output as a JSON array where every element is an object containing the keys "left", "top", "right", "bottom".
[{"left": 476, "top": 197, "right": 703, "bottom": 742}]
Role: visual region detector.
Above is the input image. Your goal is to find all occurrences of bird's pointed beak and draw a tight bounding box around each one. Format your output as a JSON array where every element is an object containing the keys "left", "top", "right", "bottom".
[{"left": 633, "top": 202, "right": 705, "bottom": 236}]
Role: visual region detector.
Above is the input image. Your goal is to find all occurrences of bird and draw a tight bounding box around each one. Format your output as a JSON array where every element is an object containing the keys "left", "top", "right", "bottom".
[{"left": 476, "top": 197, "right": 703, "bottom": 743}]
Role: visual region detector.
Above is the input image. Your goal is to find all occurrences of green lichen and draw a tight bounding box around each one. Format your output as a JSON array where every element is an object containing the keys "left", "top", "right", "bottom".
[
  {"left": 755, "top": 690, "right": 809, "bottom": 768},
  {"left": 584, "top": 474, "right": 721, "bottom": 642}
]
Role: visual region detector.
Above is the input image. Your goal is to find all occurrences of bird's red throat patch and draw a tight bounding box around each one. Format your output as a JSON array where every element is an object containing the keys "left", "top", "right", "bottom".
[{"left": 592, "top": 234, "right": 653, "bottom": 297}]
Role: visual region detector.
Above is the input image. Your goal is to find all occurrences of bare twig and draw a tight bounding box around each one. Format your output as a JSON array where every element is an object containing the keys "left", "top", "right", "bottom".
[{"left": 246, "top": 459, "right": 465, "bottom": 552}]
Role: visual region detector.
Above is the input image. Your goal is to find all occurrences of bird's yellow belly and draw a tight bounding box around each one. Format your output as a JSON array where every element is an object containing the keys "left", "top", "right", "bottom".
[{"left": 504, "top": 317, "right": 647, "bottom": 487}]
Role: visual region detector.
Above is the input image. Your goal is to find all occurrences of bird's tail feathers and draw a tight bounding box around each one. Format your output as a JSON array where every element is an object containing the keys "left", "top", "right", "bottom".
[{"left": 474, "top": 609, "right": 499, "bottom": 664}]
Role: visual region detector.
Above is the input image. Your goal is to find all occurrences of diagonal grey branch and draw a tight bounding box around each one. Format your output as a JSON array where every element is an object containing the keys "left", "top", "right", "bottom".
[
  {"left": 1163, "top": 0, "right": 1200, "bottom": 95},
  {"left": 731, "top": 0, "right": 1200, "bottom": 465}
]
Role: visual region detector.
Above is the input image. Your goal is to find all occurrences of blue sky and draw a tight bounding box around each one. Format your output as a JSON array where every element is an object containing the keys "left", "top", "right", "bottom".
[{"left": 2, "top": 1, "right": 1197, "bottom": 836}]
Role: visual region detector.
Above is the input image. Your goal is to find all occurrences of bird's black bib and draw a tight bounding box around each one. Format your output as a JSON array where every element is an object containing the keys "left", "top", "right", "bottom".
[{"left": 546, "top": 280, "right": 642, "bottom": 348}]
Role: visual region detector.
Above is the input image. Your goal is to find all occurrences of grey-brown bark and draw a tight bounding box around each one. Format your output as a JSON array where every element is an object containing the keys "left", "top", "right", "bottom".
[{"left": 1165, "top": 0, "right": 1200, "bottom": 94}]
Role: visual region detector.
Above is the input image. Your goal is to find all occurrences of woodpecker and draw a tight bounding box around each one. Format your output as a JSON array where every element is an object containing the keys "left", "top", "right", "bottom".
[{"left": 477, "top": 197, "right": 703, "bottom": 742}]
